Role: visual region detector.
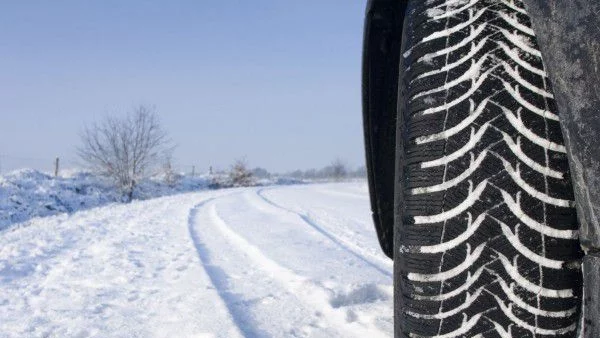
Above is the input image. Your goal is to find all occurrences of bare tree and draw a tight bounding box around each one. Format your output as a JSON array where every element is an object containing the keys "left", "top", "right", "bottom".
[
  {"left": 330, "top": 158, "right": 348, "bottom": 181},
  {"left": 229, "top": 158, "right": 254, "bottom": 187},
  {"left": 78, "top": 106, "right": 173, "bottom": 201},
  {"left": 162, "top": 153, "right": 180, "bottom": 188}
]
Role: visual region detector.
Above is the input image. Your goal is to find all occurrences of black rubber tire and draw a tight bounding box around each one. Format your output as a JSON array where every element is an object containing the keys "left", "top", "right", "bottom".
[{"left": 394, "top": 1, "right": 583, "bottom": 337}]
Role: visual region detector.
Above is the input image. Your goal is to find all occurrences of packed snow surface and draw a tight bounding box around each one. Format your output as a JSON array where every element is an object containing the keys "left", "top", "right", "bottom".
[{"left": 0, "top": 182, "right": 393, "bottom": 337}]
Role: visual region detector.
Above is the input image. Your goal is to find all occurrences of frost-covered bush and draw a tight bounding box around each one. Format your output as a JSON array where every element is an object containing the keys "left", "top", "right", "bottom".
[
  {"left": 229, "top": 159, "right": 254, "bottom": 187},
  {"left": 78, "top": 106, "right": 174, "bottom": 201}
]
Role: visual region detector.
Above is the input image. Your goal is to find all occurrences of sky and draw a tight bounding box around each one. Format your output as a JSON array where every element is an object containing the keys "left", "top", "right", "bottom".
[{"left": 0, "top": 1, "right": 368, "bottom": 174}]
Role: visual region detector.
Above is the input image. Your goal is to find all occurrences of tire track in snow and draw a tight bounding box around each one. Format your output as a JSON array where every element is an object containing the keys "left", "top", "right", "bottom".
[
  {"left": 189, "top": 196, "right": 389, "bottom": 338},
  {"left": 2, "top": 193, "right": 246, "bottom": 337},
  {"left": 187, "top": 197, "right": 260, "bottom": 338},
  {"left": 255, "top": 188, "right": 392, "bottom": 278},
  {"left": 248, "top": 188, "right": 392, "bottom": 270}
]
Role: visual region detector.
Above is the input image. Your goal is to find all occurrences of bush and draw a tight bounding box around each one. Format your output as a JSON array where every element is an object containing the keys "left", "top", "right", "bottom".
[
  {"left": 78, "top": 105, "right": 173, "bottom": 201},
  {"left": 230, "top": 159, "right": 254, "bottom": 187}
]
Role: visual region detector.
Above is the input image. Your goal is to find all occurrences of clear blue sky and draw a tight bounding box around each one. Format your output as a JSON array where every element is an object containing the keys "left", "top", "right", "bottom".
[{"left": 0, "top": 1, "right": 368, "bottom": 173}]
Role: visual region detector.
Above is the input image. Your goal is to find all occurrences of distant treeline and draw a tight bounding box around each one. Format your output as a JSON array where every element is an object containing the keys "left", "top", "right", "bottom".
[{"left": 252, "top": 163, "right": 367, "bottom": 180}]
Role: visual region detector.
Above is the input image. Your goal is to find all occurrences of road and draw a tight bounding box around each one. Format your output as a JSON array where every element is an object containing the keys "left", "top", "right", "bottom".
[{"left": 0, "top": 182, "right": 393, "bottom": 338}]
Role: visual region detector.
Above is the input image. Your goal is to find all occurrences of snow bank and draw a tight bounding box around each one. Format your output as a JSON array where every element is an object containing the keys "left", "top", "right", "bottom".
[
  {"left": 0, "top": 169, "right": 212, "bottom": 231},
  {"left": 0, "top": 168, "right": 333, "bottom": 231}
]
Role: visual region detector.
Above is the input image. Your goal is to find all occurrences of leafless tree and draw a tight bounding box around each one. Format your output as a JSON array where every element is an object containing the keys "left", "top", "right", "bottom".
[
  {"left": 330, "top": 158, "right": 348, "bottom": 181},
  {"left": 78, "top": 106, "right": 173, "bottom": 201},
  {"left": 229, "top": 158, "right": 254, "bottom": 187},
  {"left": 162, "top": 153, "right": 180, "bottom": 188}
]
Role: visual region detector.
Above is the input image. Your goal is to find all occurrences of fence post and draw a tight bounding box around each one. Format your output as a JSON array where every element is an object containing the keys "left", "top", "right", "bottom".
[
  {"left": 191, "top": 165, "right": 195, "bottom": 177},
  {"left": 54, "top": 157, "right": 59, "bottom": 177}
]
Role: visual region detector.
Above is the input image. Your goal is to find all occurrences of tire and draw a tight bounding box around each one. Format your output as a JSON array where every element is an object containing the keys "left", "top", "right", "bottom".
[{"left": 394, "top": 1, "right": 583, "bottom": 337}]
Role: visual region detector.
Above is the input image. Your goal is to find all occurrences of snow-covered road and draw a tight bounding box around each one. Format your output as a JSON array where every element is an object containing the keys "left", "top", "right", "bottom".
[{"left": 0, "top": 182, "right": 393, "bottom": 337}]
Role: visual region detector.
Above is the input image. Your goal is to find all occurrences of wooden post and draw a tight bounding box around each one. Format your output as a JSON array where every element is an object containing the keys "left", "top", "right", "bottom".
[
  {"left": 54, "top": 157, "right": 59, "bottom": 177},
  {"left": 191, "top": 165, "right": 195, "bottom": 177}
]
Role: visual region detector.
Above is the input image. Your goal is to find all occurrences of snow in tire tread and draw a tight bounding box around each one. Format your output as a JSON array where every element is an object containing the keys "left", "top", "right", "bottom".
[{"left": 397, "top": 0, "right": 582, "bottom": 337}]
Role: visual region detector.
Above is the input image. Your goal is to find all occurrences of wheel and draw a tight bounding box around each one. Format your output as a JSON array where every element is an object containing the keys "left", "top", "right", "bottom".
[{"left": 394, "top": 1, "right": 583, "bottom": 337}]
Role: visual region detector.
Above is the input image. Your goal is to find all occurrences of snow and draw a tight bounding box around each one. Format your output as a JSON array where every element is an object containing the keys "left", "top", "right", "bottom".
[
  {"left": 0, "top": 169, "right": 213, "bottom": 232},
  {"left": 0, "top": 182, "right": 393, "bottom": 337}
]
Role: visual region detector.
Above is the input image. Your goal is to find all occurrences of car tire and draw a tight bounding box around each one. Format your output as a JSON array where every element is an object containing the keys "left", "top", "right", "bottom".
[{"left": 394, "top": 1, "right": 583, "bottom": 337}]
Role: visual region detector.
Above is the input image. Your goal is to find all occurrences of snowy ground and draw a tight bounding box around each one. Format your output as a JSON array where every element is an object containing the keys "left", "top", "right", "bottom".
[
  {"left": 0, "top": 182, "right": 393, "bottom": 337},
  {"left": 0, "top": 169, "right": 212, "bottom": 231}
]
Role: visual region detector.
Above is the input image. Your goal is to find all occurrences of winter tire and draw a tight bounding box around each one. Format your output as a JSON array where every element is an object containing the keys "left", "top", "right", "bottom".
[{"left": 394, "top": 1, "right": 583, "bottom": 337}]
